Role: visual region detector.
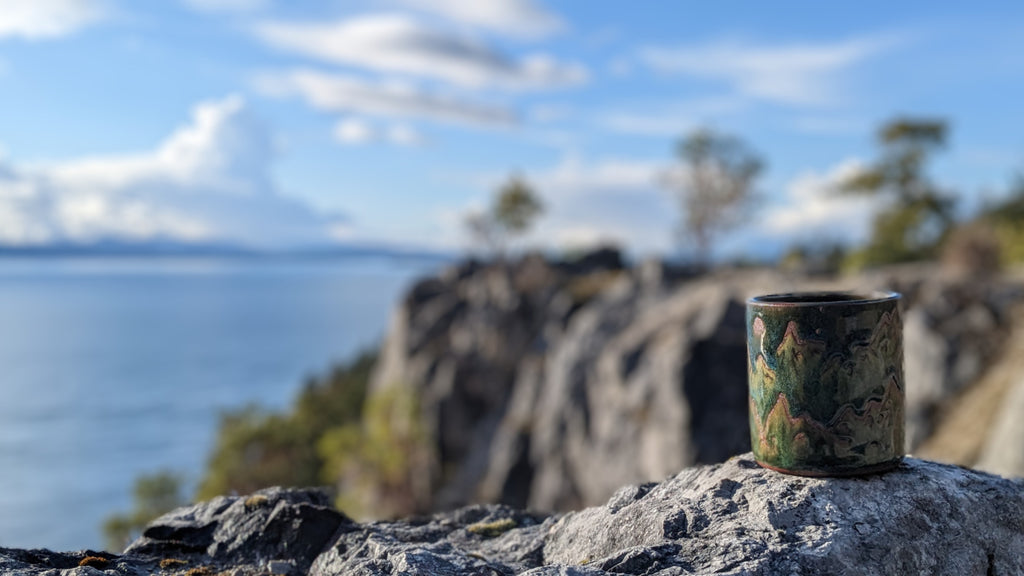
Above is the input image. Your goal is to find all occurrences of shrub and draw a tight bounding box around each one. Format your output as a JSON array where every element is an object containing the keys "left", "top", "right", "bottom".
[
  {"left": 196, "top": 351, "right": 375, "bottom": 501},
  {"left": 318, "top": 385, "right": 430, "bottom": 518}
]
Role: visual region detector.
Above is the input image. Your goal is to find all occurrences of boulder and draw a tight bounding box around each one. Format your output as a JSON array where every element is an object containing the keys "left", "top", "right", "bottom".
[
  {"left": 365, "top": 251, "right": 626, "bottom": 515},
  {"left": 4, "top": 455, "right": 1024, "bottom": 575},
  {"left": 497, "top": 273, "right": 756, "bottom": 512},
  {"left": 126, "top": 486, "right": 345, "bottom": 574},
  {"left": 539, "top": 454, "right": 1024, "bottom": 575}
]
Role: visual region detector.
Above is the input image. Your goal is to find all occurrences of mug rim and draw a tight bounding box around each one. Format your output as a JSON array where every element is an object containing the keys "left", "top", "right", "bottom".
[{"left": 748, "top": 290, "right": 900, "bottom": 307}]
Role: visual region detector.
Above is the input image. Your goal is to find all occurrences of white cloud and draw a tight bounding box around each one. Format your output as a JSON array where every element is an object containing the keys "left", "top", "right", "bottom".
[
  {"left": 0, "top": 0, "right": 105, "bottom": 39},
  {"left": 255, "top": 68, "right": 515, "bottom": 127},
  {"left": 790, "top": 115, "right": 868, "bottom": 135},
  {"left": 254, "top": 14, "right": 586, "bottom": 90},
  {"left": 181, "top": 0, "right": 266, "bottom": 13},
  {"left": 600, "top": 97, "right": 747, "bottom": 137},
  {"left": 531, "top": 157, "right": 675, "bottom": 252},
  {"left": 446, "top": 156, "right": 675, "bottom": 253},
  {"left": 333, "top": 118, "right": 376, "bottom": 145},
  {"left": 639, "top": 36, "right": 897, "bottom": 106},
  {"left": 386, "top": 124, "right": 425, "bottom": 146},
  {"left": 760, "top": 159, "right": 879, "bottom": 243},
  {"left": 531, "top": 155, "right": 663, "bottom": 197},
  {"left": 394, "top": 0, "right": 563, "bottom": 39},
  {"left": 0, "top": 96, "right": 344, "bottom": 247},
  {"left": 332, "top": 117, "right": 425, "bottom": 146}
]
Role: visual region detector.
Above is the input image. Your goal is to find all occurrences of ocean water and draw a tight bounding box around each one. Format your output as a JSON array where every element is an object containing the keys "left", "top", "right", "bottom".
[{"left": 0, "top": 256, "right": 437, "bottom": 552}]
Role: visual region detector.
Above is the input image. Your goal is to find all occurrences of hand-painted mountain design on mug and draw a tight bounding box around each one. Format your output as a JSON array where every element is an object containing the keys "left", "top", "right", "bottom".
[{"left": 747, "top": 293, "right": 904, "bottom": 476}]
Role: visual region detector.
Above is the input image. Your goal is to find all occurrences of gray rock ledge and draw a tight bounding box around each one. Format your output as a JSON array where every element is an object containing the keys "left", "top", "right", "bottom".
[{"left": 4, "top": 454, "right": 1024, "bottom": 575}]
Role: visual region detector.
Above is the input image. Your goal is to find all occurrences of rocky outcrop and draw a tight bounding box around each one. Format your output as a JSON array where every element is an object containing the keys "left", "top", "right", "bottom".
[
  {"left": 6, "top": 455, "right": 1024, "bottom": 575},
  {"left": 366, "top": 252, "right": 631, "bottom": 514},
  {"left": 884, "top": 269, "right": 1024, "bottom": 447},
  {"left": 360, "top": 253, "right": 1024, "bottom": 517},
  {"left": 486, "top": 272, "right": 769, "bottom": 512}
]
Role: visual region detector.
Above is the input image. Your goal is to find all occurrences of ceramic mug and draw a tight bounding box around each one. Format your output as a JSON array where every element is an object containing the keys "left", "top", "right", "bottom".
[{"left": 747, "top": 291, "right": 904, "bottom": 476}]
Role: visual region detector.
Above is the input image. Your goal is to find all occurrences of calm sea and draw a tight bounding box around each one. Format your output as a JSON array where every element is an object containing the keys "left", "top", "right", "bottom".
[{"left": 0, "top": 256, "right": 437, "bottom": 552}]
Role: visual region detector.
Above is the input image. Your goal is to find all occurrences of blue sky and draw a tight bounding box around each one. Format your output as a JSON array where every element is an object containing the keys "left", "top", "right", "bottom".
[{"left": 0, "top": 0, "right": 1022, "bottom": 258}]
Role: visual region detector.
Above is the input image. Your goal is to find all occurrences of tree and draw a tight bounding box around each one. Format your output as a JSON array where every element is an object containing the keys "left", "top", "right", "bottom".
[
  {"left": 493, "top": 175, "right": 543, "bottom": 236},
  {"left": 840, "top": 118, "right": 955, "bottom": 267},
  {"left": 664, "top": 128, "right": 762, "bottom": 266},
  {"left": 464, "top": 174, "right": 543, "bottom": 257}
]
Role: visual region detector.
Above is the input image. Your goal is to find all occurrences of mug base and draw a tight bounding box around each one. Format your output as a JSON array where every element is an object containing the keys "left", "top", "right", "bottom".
[{"left": 755, "top": 457, "right": 903, "bottom": 478}]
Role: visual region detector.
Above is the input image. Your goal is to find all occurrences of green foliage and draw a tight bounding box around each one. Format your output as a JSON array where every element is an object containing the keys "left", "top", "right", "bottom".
[
  {"left": 102, "top": 470, "right": 186, "bottom": 552},
  {"left": 666, "top": 128, "right": 763, "bottom": 265},
  {"left": 195, "top": 407, "right": 313, "bottom": 501},
  {"left": 465, "top": 174, "right": 544, "bottom": 255},
  {"left": 195, "top": 351, "right": 375, "bottom": 501},
  {"left": 840, "top": 117, "right": 955, "bottom": 269},
  {"left": 979, "top": 177, "right": 1024, "bottom": 266},
  {"left": 995, "top": 222, "right": 1024, "bottom": 265},
  {"left": 850, "top": 197, "right": 954, "bottom": 267},
  {"left": 318, "top": 385, "right": 428, "bottom": 518},
  {"left": 494, "top": 176, "right": 544, "bottom": 235},
  {"left": 779, "top": 242, "right": 848, "bottom": 275}
]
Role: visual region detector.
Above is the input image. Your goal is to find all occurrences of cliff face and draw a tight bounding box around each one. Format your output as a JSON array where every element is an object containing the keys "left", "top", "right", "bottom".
[
  {"left": 359, "top": 252, "right": 1024, "bottom": 516},
  {"left": 7, "top": 454, "right": 1024, "bottom": 575}
]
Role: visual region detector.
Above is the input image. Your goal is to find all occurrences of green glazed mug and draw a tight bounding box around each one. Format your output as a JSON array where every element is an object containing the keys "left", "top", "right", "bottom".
[{"left": 747, "top": 291, "right": 904, "bottom": 476}]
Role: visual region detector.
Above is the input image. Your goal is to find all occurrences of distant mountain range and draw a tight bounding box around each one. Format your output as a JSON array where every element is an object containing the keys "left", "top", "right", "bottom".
[{"left": 0, "top": 239, "right": 456, "bottom": 262}]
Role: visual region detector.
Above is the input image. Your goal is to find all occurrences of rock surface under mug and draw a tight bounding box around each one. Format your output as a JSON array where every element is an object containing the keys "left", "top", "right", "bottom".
[{"left": 3, "top": 454, "right": 1024, "bottom": 575}]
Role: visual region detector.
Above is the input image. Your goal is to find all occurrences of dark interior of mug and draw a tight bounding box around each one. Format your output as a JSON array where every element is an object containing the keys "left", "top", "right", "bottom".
[{"left": 750, "top": 291, "right": 898, "bottom": 305}]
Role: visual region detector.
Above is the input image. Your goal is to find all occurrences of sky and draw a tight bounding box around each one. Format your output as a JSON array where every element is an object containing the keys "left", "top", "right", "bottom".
[{"left": 0, "top": 0, "right": 1022, "bottom": 259}]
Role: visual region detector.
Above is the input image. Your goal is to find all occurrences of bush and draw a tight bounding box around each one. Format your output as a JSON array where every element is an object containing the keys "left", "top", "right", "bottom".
[
  {"left": 196, "top": 351, "right": 375, "bottom": 501},
  {"left": 318, "top": 385, "right": 430, "bottom": 518}
]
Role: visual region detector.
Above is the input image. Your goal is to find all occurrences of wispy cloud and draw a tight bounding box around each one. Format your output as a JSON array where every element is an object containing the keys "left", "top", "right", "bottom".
[
  {"left": 0, "top": 0, "right": 105, "bottom": 39},
  {"left": 600, "top": 97, "right": 748, "bottom": 137},
  {"left": 254, "top": 14, "right": 586, "bottom": 90},
  {"left": 790, "top": 115, "right": 869, "bottom": 136},
  {"left": 530, "top": 155, "right": 663, "bottom": 197},
  {"left": 333, "top": 118, "right": 375, "bottom": 145},
  {"left": 394, "top": 0, "right": 563, "bottom": 39},
  {"left": 639, "top": 36, "right": 899, "bottom": 106},
  {"left": 527, "top": 156, "right": 675, "bottom": 253},
  {"left": 333, "top": 117, "right": 425, "bottom": 146},
  {"left": 180, "top": 0, "right": 267, "bottom": 13},
  {"left": 255, "top": 69, "right": 515, "bottom": 127},
  {"left": 760, "top": 159, "right": 878, "bottom": 242},
  {"left": 0, "top": 96, "right": 344, "bottom": 247}
]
